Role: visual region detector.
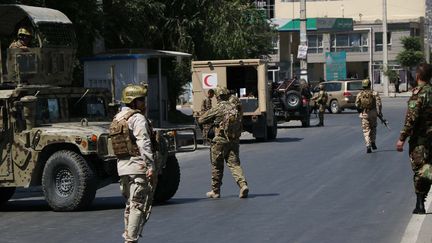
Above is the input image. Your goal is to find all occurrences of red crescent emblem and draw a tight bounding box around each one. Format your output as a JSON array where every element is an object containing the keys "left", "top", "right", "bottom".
[{"left": 204, "top": 75, "right": 212, "bottom": 87}]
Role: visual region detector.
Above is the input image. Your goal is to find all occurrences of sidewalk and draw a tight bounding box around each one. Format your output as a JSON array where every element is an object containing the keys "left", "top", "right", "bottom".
[{"left": 379, "top": 91, "right": 412, "bottom": 98}]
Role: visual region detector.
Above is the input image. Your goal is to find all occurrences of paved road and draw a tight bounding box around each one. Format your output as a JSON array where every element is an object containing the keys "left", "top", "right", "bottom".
[{"left": 0, "top": 97, "right": 425, "bottom": 243}]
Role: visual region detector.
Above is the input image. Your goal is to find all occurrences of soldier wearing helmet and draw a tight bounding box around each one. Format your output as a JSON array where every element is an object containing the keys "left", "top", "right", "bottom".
[
  {"left": 397, "top": 63, "right": 432, "bottom": 214},
  {"left": 355, "top": 78, "right": 382, "bottom": 153},
  {"left": 198, "top": 85, "right": 249, "bottom": 199},
  {"left": 110, "top": 84, "right": 156, "bottom": 243},
  {"left": 9, "top": 27, "right": 32, "bottom": 49},
  {"left": 311, "top": 83, "right": 328, "bottom": 126}
]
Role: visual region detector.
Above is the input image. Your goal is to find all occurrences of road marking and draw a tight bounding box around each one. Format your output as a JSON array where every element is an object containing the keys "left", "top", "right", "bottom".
[{"left": 400, "top": 192, "right": 432, "bottom": 243}]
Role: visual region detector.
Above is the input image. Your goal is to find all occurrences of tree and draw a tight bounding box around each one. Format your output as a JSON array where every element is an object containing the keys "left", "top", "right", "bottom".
[{"left": 397, "top": 36, "right": 424, "bottom": 69}]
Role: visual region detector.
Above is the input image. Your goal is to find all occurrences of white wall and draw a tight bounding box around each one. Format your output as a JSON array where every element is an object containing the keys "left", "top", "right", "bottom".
[{"left": 275, "top": 0, "right": 425, "bottom": 21}]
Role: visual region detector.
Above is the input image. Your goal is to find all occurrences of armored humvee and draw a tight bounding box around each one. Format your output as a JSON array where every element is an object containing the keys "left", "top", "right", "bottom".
[
  {"left": 192, "top": 59, "right": 277, "bottom": 141},
  {"left": 0, "top": 4, "right": 195, "bottom": 211}
]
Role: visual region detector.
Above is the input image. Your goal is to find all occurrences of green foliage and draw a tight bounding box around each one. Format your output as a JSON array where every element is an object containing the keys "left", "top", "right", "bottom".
[
  {"left": 200, "top": 1, "right": 275, "bottom": 59},
  {"left": 103, "top": 0, "right": 164, "bottom": 49},
  {"left": 397, "top": 36, "right": 424, "bottom": 68},
  {"left": 384, "top": 68, "right": 398, "bottom": 83},
  {"left": 165, "top": 60, "right": 191, "bottom": 111}
]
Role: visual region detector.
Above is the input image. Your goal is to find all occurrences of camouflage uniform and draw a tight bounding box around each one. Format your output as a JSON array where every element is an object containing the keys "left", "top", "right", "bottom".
[
  {"left": 355, "top": 90, "right": 382, "bottom": 149},
  {"left": 113, "top": 107, "right": 155, "bottom": 243},
  {"left": 9, "top": 40, "right": 27, "bottom": 49},
  {"left": 200, "top": 97, "right": 212, "bottom": 144},
  {"left": 399, "top": 83, "right": 432, "bottom": 195},
  {"left": 198, "top": 98, "right": 248, "bottom": 197},
  {"left": 313, "top": 88, "right": 328, "bottom": 126}
]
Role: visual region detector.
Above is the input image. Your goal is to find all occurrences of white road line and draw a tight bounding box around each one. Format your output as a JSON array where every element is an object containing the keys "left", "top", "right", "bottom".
[{"left": 400, "top": 192, "right": 432, "bottom": 243}]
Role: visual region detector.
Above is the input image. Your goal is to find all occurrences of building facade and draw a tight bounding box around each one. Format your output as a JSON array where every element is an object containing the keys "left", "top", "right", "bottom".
[{"left": 267, "top": 0, "right": 427, "bottom": 88}]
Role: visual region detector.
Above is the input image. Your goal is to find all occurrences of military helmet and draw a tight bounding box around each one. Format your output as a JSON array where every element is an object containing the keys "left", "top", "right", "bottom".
[
  {"left": 121, "top": 84, "right": 148, "bottom": 104},
  {"left": 362, "top": 78, "right": 371, "bottom": 88},
  {"left": 17, "top": 27, "right": 32, "bottom": 37},
  {"left": 215, "top": 86, "right": 229, "bottom": 97}
]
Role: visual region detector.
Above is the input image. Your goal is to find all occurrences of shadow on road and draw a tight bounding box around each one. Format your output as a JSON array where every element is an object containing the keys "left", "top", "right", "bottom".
[
  {"left": 0, "top": 199, "right": 51, "bottom": 212},
  {"left": 1, "top": 196, "right": 126, "bottom": 212},
  {"left": 275, "top": 137, "right": 303, "bottom": 143}
]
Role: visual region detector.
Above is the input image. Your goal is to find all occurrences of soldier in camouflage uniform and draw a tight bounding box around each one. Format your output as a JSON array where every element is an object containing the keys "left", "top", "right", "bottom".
[
  {"left": 396, "top": 63, "right": 432, "bottom": 214},
  {"left": 9, "top": 27, "right": 32, "bottom": 49},
  {"left": 355, "top": 78, "right": 382, "bottom": 153},
  {"left": 110, "top": 85, "right": 156, "bottom": 243},
  {"left": 312, "top": 83, "right": 328, "bottom": 126},
  {"left": 200, "top": 89, "right": 214, "bottom": 145},
  {"left": 198, "top": 86, "right": 249, "bottom": 199}
]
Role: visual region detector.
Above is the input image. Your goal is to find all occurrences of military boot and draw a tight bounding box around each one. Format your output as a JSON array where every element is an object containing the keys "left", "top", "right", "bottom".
[
  {"left": 371, "top": 143, "right": 377, "bottom": 150},
  {"left": 206, "top": 191, "right": 220, "bottom": 199},
  {"left": 239, "top": 185, "right": 249, "bottom": 198},
  {"left": 366, "top": 146, "right": 372, "bottom": 153},
  {"left": 413, "top": 193, "right": 426, "bottom": 214}
]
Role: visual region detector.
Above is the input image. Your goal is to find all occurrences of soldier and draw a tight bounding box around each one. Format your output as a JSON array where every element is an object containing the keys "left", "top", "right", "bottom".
[
  {"left": 9, "top": 27, "right": 32, "bottom": 49},
  {"left": 355, "top": 78, "right": 382, "bottom": 153},
  {"left": 311, "top": 83, "right": 328, "bottom": 126},
  {"left": 198, "top": 86, "right": 249, "bottom": 199},
  {"left": 200, "top": 89, "right": 215, "bottom": 145},
  {"left": 396, "top": 63, "right": 432, "bottom": 214},
  {"left": 110, "top": 84, "right": 156, "bottom": 243}
]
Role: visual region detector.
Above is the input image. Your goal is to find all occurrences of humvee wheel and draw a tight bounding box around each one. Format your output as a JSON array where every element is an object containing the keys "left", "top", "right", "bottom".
[
  {"left": 154, "top": 155, "right": 180, "bottom": 203},
  {"left": 42, "top": 150, "right": 97, "bottom": 211},
  {"left": 0, "top": 187, "right": 16, "bottom": 205}
]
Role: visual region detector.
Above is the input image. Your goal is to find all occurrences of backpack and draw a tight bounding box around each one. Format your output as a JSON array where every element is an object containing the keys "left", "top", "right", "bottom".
[
  {"left": 109, "top": 109, "right": 140, "bottom": 158},
  {"left": 358, "top": 91, "right": 376, "bottom": 110},
  {"left": 220, "top": 102, "right": 242, "bottom": 141}
]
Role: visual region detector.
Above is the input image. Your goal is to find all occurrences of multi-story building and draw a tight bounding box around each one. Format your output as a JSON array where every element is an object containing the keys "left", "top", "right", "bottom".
[{"left": 268, "top": 0, "right": 427, "bottom": 87}]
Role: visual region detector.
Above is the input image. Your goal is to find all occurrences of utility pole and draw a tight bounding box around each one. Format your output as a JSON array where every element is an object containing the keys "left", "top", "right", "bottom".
[
  {"left": 299, "top": 0, "right": 308, "bottom": 81},
  {"left": 382, "top": 0, "right": 389, "bottom": 96}
]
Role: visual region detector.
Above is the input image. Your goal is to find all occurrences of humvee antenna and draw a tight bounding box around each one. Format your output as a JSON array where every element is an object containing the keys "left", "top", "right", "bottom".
[
  {"left": 110, "top": 65, "right": 116, "bottom": 105},
  {"left": 0, "top": 40, "right": 3, "bottom": 84}
]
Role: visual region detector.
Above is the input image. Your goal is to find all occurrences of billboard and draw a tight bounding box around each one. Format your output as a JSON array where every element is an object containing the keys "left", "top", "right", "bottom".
[{"left": 325, "top": 52, "right": 347, "bottom": 81}]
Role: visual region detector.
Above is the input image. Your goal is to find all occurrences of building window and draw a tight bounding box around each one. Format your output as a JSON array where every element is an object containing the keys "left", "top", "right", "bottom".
[
  {"left": 375, "top": 32, "right": 391, "bottom": 52},
  {"left": 307, "top": 35, "right": 323, "bottom": 53},
  {"left": 330, "top": 32, "right": 369, "bottom": 52},
  {"left": 270, "top": 35, "right": 279, "bottom": 55}
]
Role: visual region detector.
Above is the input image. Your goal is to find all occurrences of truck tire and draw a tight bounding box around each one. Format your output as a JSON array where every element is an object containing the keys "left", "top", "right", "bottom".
[
  {"left": 42, "top": 150, "right": 97, "bottom": 211},
  {"left": 283, "top": 90, "right": 302, "bottom": 110},
  {"left": 0, "top": 187, "right": 16, "bottom": 205},
  {"left": 267, "top": 118, "right": 278, "bottom": 140},
  {"left": 154, "top": 155, "right": 180, "bottom": 203}
]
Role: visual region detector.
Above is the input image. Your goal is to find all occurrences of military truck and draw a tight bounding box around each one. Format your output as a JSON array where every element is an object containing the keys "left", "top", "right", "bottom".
[
  {"left": 271, "top": 78, "right": 312, "bottom": 127},
  {"left": 192, "top": 59, "right": 277, "bottom": 141},
  {"left": 0, "top": 4, "right": 195, "bottom": 211}
]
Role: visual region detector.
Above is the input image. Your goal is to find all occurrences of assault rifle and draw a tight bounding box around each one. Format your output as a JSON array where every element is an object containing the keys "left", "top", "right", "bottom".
[{"left": 378, "top": 113, "right": 390, "bottom": 130}]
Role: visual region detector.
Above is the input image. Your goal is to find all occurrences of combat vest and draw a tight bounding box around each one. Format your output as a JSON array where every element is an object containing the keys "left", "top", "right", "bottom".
[
  {"left": 219, "top": 102, "right": 242, "bottom": 141},
  {"left": 109, "top": 109, "right": 140, "bottom": 158},
  {"left": 357, "top": 90, "right": 376, "bottom": 110},
  {"left": 318, "top": 91, "right": 328, "bottom": 105}
]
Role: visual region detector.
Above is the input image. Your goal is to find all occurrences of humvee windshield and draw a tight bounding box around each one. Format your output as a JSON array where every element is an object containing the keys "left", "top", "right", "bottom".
[{"left": 36, "top": 96, "right": 107, "bottom": 123}]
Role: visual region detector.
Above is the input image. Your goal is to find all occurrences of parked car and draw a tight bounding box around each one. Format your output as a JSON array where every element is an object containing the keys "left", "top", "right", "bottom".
[{"left": 311, "top": 80, "right": 363, "bottom": 114}]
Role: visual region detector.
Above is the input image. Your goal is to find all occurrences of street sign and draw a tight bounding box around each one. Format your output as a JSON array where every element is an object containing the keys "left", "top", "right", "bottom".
[{"left": 325, "top": 51, "right": 347, "bottom": 81}]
